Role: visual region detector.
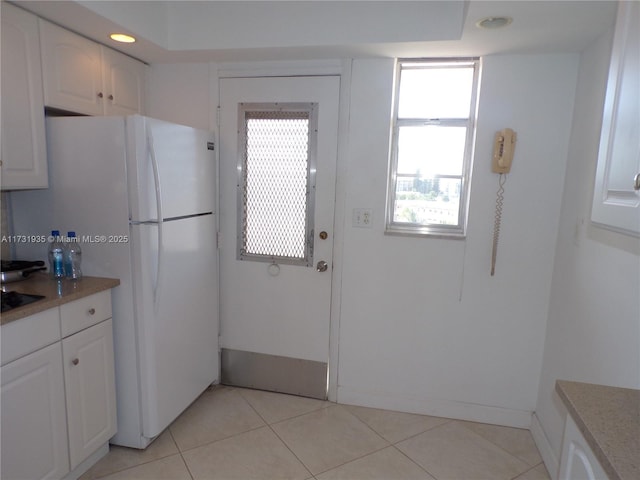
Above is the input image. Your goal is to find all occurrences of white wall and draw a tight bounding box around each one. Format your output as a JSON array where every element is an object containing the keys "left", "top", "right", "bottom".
[
  {"left": 335, "top": 55, "right": 580, "bottom": 427},
  {"left": 145, "top": 63, "right": 212, "bottom": 130},
  {"left": 145, "top": 53, "right": 582, "bottom": 428},
  {"left": 533, "top": 28, "right": 640, "bottom": 474}
]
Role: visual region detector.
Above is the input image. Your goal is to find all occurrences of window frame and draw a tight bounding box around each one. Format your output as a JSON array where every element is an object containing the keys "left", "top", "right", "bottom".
[
  {"left": 236, "top": 102, "right": 318, "bottom": 266},
  {"left": 386, "top": 58, "right": 480, "bottom": 238}
]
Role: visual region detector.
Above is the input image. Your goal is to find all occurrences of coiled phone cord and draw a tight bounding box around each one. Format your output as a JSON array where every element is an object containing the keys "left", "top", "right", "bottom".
[{"left": 491, "top": 173, "right": 507, "bottom": 276}]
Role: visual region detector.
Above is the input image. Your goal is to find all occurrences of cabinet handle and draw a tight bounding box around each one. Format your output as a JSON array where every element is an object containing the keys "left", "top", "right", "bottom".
[
  {"left": 108, "top": 94, "right": 114, "bottom": 101},
  {"left": 72, "top": 358, "right": 79, "bottom": 366},
  {"left": 97, "top": 92, "right": 104, "bottom": 98},
  {"left": 634, "top": 173, "right": 640, "bottom": 191},
  {"left": 88, "top": 308, "right": 96, "bottom": 315}
]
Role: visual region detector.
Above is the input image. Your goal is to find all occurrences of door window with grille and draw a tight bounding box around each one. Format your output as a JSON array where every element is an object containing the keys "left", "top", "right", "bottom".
[{"left": 237, "top": 103, "right": 318, "bottom": 266}]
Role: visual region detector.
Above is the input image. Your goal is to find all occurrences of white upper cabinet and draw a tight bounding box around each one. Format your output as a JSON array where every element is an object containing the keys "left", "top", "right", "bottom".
[
  {"left": 101, "top": 47, "right": 146, "bottom": 115},
  {"left": 1, "top": 3, "right": 48, "bottom": 190},
  {"left": 591, "top": 1, "right": 640, "bottom": 236},
  {"left": 39, "top": 19, "right": 103, "bottom": 115},
  {"left": 39, "top": 19, "right": 145, "bottom": 116}
]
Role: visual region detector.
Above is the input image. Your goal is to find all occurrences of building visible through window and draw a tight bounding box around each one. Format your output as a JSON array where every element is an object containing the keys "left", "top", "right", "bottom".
[
  {"left": 237, "top": 103, "right": 318, "bottom": 266},
  {"left": 386, "top": 58, "right": 479, "bottom": 237}
]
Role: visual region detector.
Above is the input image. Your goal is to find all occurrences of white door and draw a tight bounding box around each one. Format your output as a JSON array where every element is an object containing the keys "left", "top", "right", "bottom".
[
  {"left": 591, "top": 0, "right": 640, "bottom": 236},
  {"left": 63, "top": 319, "right": 117, "bottom": 470},
  {"left": 1, "top": 2, "right": 48, "bottom": 190},
  {"left": 219, "top": 76, "right": 340, "bottom": 398},
  {"left": 1, "top": 343, "right": 70, "bottom": 480},
  {"left": 102, "top": 47, "right": 146, "bottom": 116},
  {"left": 127, "top": 116, "right": 216, "bottom": 222},
  {"left": 130, "top": 214, "right": 218, "bottom": 438},
  {"left": 39, "top": 19, "right": 103, "bottom": 116}
]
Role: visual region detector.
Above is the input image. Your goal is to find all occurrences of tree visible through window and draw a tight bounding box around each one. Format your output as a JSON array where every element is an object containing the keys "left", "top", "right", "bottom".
[{"left": 386, "top": 59, "right": 479, "bottom": 237}]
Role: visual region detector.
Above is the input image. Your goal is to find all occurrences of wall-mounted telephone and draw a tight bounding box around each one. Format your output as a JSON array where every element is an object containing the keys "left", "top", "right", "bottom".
[
  {"left": 491, "top": 128, "right": 517, "bottom": 276},
  {"left": 492, "top": 128, "right": 516, "bottom": 174}
]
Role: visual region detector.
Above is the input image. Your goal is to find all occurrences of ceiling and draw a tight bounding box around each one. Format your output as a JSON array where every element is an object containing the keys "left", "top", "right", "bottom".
[{"left": 13, "top": 1, "right": 618, "bottom": 64}]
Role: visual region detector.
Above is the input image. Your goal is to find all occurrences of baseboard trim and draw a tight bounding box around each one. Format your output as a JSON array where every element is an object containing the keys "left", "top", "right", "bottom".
[
  {"left": 336, "top": 386, "right": 533, "bottom": 428},
  {"left": 530, "top": 412, "right": 560, "bottom": 480}
]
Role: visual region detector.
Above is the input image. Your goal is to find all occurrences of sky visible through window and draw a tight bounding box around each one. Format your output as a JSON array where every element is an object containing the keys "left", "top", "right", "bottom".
[{"left": 392, "top": 63, "right": 475, "bottom": 229}]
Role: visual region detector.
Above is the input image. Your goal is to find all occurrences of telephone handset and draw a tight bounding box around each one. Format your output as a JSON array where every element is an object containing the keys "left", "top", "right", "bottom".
[
  {"left": 491, "top": 128, "right": 517, "bottom": 276},
  {"left": 492, "top": 128, "right": 516, "bottom": 174}
]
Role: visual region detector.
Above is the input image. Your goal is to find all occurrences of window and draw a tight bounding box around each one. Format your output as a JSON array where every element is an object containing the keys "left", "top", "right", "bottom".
[
  {"left": 386, "top": 58, "right": 479, "bottom": 237},
  {"left": 237, "top": 103, "right": 318, "bottom": 266}
]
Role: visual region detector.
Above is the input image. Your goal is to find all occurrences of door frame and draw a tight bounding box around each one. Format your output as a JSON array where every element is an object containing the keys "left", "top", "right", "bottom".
[{"left": 211, "top": 60, "right": 352, "bottom": 402}]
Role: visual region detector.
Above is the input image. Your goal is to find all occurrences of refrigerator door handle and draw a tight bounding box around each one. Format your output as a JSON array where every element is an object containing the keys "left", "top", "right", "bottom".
[{"left": 147, "top": 129, "right": 164, "bottom": 308}]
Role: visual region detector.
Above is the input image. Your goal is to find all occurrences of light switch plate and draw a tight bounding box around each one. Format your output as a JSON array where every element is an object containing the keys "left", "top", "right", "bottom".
[{"left": 353, "top": 208, "right": 373, "bottom": 228}]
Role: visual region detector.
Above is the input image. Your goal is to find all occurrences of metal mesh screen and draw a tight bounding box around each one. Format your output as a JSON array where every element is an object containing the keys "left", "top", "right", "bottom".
[{"left": 240, "top": 109, "right": 311, "bottom": 262}]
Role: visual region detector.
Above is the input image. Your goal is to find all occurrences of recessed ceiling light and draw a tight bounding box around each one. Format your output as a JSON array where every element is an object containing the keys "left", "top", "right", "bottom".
[
  {"left": 476, "top": 16, "right": 513, "bottom": 29},
  {"left": 110, "top": 33, "right": 136, "bottom": 43}
]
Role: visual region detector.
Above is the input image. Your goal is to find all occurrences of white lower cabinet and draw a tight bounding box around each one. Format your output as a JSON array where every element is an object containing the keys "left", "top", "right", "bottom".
[
  {"left": 0, "top": 290, "right": 116, "bottom": 480},
  {"left": 1, "top": 343, "right": 70, "bottom": 480},
  {"left": 558, "top": 416, "right": 608, "bottom": 480},
  {"left": 63, "top": 319, "right": 117, "bottom": 470}
]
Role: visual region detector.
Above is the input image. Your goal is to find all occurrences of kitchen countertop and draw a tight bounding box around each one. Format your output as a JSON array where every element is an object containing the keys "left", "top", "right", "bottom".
[
  {"left": 1, "top": 272, "right": 120, "bottom": 325},
  {"left": 556, "top": 380, "right": 639, "bottom": 480}
]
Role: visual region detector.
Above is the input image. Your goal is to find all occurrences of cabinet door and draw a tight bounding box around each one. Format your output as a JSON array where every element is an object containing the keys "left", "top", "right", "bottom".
[
  {"left": 591, "top": 1, "right": 640, "bottom": 236},
  {"left": 102, "top": 47, "right": 146, "bottom": 115},
  {"left": 1, "top": 2, "right": 48, "bottom": 189},
  {"left": 1, "top": 343, "right": 70, "bottom": 480},
  {"left": 63, "top": 319, "right": 117, "bottom": 470},
  {"left": 558, "top": 416, "right": 608, "bottom": 480},
  {"left": 40, "top": 19, "right": 104, "bottom": 116}
]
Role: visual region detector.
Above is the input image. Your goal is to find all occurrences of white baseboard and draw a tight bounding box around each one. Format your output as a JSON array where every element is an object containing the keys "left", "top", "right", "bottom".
[
  {"left": 336, "top": 386, "right": 532, "bottom": 428},
  {"left": 530, "top": 412, "right": 560, "bottom": 480}
]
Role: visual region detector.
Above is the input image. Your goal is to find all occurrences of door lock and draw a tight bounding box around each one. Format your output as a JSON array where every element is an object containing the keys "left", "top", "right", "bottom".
[{"left": 316, "top": 260, "right": 328, "bottom": 272}]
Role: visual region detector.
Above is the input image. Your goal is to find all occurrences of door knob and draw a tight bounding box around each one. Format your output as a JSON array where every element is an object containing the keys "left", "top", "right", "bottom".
[{"left": 316, "top": 260, "right": 328, "bottom": 272}]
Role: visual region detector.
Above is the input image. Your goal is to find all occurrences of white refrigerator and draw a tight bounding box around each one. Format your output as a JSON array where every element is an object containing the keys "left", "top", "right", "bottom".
[{"left": 12, "top": 115, "right": 219, "bottom": 448}]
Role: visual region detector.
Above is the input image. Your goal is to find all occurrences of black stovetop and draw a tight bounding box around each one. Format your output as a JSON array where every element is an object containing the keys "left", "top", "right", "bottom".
[{"left": 1, "top": 291, "right": 46, "bottom": 313}]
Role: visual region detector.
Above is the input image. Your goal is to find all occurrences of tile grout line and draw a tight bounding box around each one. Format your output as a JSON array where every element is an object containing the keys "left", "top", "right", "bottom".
[
  {"left": 391, "top": 443, "right": 441, "bottom": 480},
  {"left": 170, "top": 386, "right": 268, "bottom": 455},
  {"left": 455, "top": 420, "right": 543, "bottom": 474},
  {"left": 169, "top": 428, "right": 196, "bottom": 480},
  {"left": 509, "top": 461, "right": 549, "bottom": 480},
  {"left": 277, "top": 404, "right": 393, "bottom": 477},
  {"left": 390, "top": 418, "right": 453, "bottom": 445},
  {"left": 312, "top": 444, "right": 402, "bottom": 478},
  {"left": 236, "top": 387, "right": 316, "bottom": 479},
  {"left": 385, "top": 419, "right": 456, "bottom": 480}
]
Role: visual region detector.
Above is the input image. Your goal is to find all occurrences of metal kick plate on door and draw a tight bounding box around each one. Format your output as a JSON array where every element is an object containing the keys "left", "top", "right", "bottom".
[{"left": 220, "top": 349, "right": 328, "bottom": 399}]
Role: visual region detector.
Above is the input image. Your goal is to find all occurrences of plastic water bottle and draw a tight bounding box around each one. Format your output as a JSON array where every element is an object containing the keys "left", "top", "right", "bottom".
[
  {"left": 48, "top": 230, "right": 65, "bottom": 279},
  {"left": 65, "top": 231, "right": 82, "bottom": 280}
]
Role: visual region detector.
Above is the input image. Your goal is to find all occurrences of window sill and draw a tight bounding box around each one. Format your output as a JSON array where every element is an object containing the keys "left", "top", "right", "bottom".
[{"left": 384, "top": 225, "right": 466, "bottom": 240}]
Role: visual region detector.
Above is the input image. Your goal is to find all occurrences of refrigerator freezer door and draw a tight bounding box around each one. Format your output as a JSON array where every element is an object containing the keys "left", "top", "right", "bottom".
[
  {"left": 127, "top": 116, "right": 216, "bottom": 222},
  {"left": 130, "top": 213, "right": 218, "bottom": 439}
]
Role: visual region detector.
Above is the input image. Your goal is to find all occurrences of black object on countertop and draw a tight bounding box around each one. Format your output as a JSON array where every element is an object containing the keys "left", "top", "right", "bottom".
[{"left": 1, "top": 291, "right": 46, "bottom": 313}]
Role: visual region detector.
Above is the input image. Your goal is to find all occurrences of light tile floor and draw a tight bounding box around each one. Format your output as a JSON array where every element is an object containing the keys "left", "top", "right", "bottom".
[{"left": 81, "top": 386, "right": 551, "bottom": 480}]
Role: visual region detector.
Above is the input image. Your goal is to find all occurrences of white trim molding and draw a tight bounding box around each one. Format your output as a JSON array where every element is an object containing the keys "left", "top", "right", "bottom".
[{"left": 530, "top": 412, "right": 560, "bottom": 480}]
